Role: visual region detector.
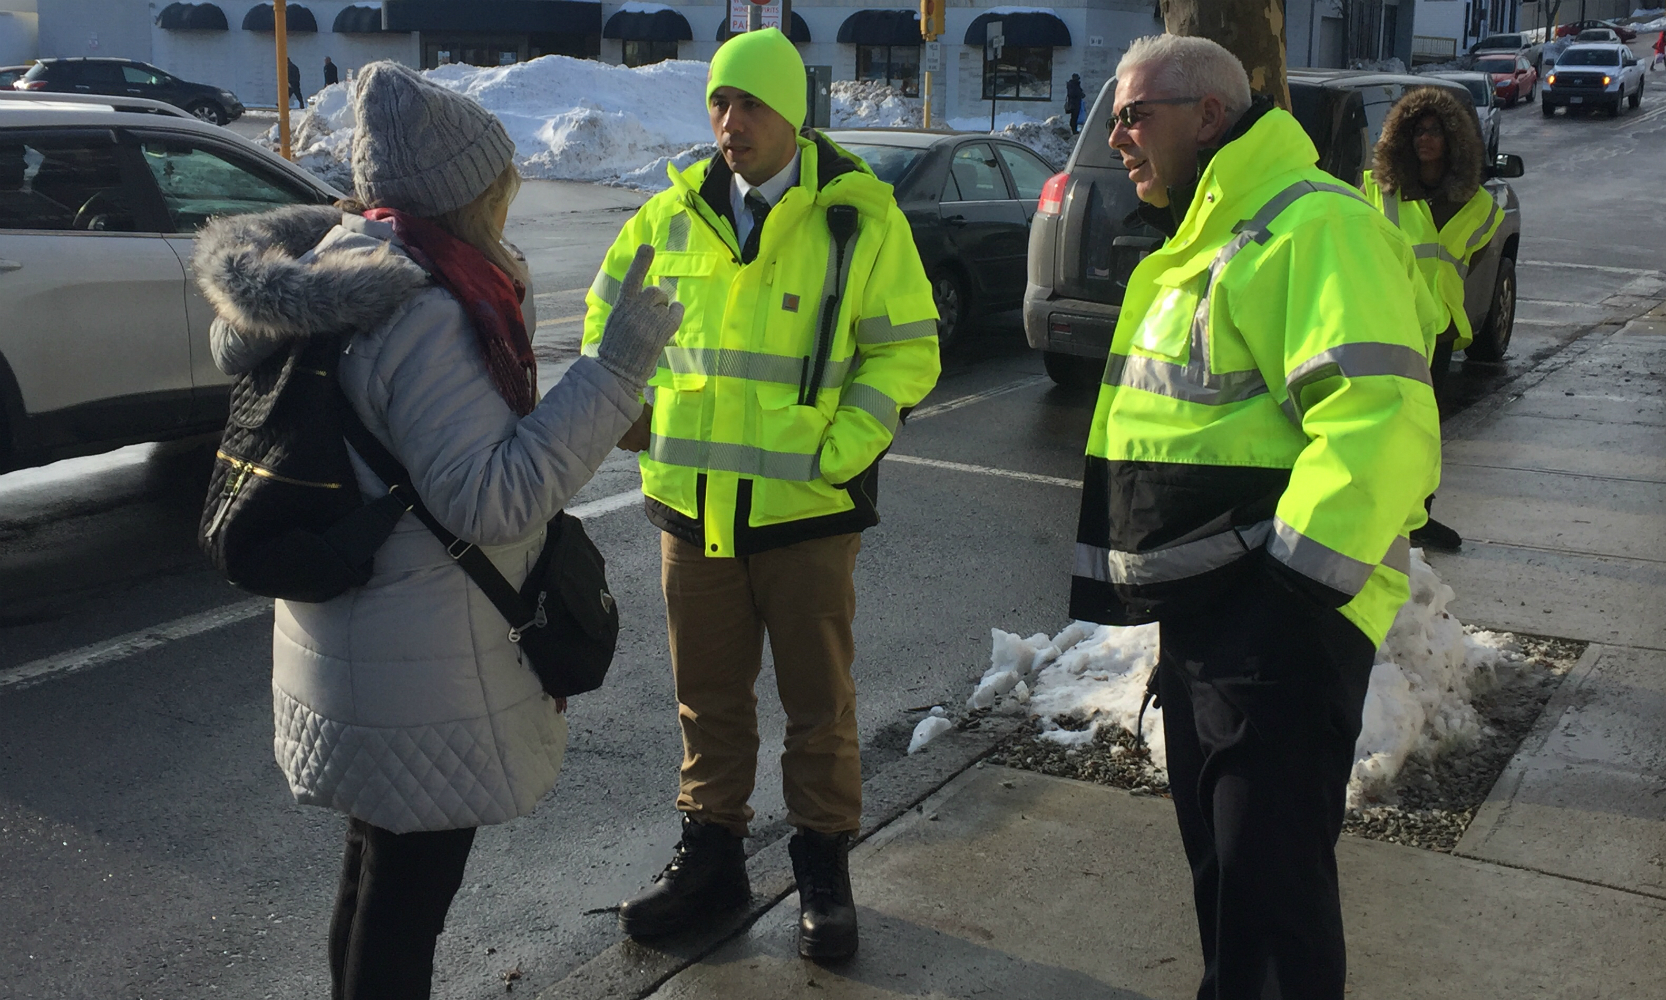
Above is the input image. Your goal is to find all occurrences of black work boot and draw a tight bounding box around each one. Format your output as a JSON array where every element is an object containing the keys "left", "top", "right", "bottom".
[
  {"left": 1411, "top": 517, "right": 1463, "bottom": 552},
  {"left": 789, "top": 828, "right": 858, "bottom": 960},
  {"left": 617, "top": 815, "right": 749, "bottom": 938}
]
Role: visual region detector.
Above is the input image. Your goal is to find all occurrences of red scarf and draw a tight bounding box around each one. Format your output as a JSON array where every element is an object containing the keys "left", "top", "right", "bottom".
[{"left": 363, "top": 208, "right": 537, "bottom": 416}]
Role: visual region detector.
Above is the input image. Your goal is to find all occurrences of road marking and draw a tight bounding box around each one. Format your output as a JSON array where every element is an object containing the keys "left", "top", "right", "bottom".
[
  {"left": 538, "top": 314, "right": 585, "bottom": 329},
  {"left": 1520, "top": 260, "right": 1664, "bottom": 277},
  {"left": 1513, "top": 317, "right": 1568, "bottom": 326},
  {"left": 1517, "top": 297, "right": 1608, "bottom": 309},
  {"left": 910, "top": 375, "right": 1051, "bottom": 420},
  {"left": 0, "top": 599, "right": 271, "bottom": 694},
  {"left": 568, "top": 488, "right": 643, "bottom": 519},
  {"left": 884, "top": 453, "right": 1081, "bottom": 489}
]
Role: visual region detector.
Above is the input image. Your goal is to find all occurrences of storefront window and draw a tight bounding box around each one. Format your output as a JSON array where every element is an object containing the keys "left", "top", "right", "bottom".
[
  {"left": 856, "top": 44, "right": 920, "bottom": 97},
  {"left": 623, "top": 39, "right": 679, "bottom": 67},
  {"left": 982, "top": 47, "right": 1053, "bottom": 101}
]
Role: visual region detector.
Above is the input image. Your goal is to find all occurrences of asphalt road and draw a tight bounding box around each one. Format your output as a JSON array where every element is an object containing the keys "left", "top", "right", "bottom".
[{"left": 3, "top": 74, "right": 1665, "bottom": 999}]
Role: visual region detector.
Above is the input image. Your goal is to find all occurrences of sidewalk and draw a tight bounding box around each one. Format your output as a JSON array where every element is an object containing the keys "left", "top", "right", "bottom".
[{"left": 550, "top": 312, "right": 1666, "bottom": 999}]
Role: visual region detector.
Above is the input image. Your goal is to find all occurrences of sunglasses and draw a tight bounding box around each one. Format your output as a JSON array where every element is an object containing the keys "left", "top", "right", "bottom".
[{"left": 1109, "top": 96, "right": 1201, "bottom": 131}]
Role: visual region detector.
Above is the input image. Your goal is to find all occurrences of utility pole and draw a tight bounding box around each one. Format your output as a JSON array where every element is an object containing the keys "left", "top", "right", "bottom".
[
  {"left": 1161, "top": 0, "right": 1290, "bottom": 109},
  {"left": 275, "top": 0, "right": 291, "bottom": 159},
  {"left": 920, "top": 0, "right": 944, "bottom": 128}
]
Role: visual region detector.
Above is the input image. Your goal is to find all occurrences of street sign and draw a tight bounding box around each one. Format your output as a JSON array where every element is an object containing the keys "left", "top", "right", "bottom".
[
  {"left": 923, "top": 40, "right": 943, "bottom": 73},
  {"left": 987, "top": 20, "right": 1004, "bottom": 60},
  {"left": 729, "top": 0, "right": 782, "bottom": 33}
]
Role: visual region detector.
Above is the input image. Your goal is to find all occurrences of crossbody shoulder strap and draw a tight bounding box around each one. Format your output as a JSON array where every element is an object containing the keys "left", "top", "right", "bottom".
[{"left": 337, "top": 396, "right": 544, "bottom": 639}]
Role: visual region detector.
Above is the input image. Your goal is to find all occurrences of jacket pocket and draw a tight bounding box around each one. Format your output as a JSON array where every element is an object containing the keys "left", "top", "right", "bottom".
[
  {"left": 1129, "top": 281, "right": 1199, "bottom": 361},
  {"left": 649, "top": 251, "right": 721, "bottom": 281}
]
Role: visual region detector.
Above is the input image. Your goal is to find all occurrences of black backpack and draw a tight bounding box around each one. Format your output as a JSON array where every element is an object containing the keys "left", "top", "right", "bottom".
[{"left": 199, "top": 336, "right": 406, "bottom": 603}]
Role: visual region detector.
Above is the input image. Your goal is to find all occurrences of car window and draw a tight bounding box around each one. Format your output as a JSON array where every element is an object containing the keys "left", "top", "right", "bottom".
[
  {"left": 78, "top": 63, "right": 124, "bottom": 86},
  {"left": 947, "top": 143, "right": 1012, "bottom": 201},
  {"left": 0, "top": 137, "right": 143, "bottom": 232},
  {"left": 1478, "top": 35, "right": 1521, "bottom": 48},
  {"left": 1476, "top": 59, "right": 1515, "bottom": 74},
  {"left": 122, "top": 66, "right": 163, "bottom": 86},
  {"left": 994, "top": 144, "right": 1053, "bottom": 201},
  {"left": 839, "top": 144, "right": 925, "bottom": 186},
  {"left": 137, "top": 138, "right": 315, "bottom": 232},
  {"left": 1558, "top": 48, "right": 1620, "bottom": 66}
]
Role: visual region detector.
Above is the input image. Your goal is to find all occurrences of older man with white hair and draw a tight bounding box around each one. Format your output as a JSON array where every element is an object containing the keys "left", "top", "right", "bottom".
[{"left": 1069, "top": 35, "right": 1441, "bottom": 997}]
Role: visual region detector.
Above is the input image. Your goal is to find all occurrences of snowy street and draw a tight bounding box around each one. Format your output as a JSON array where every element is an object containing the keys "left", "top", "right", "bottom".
[{"left": 4, "top": 65, "right": 1666, "bottom": 999}]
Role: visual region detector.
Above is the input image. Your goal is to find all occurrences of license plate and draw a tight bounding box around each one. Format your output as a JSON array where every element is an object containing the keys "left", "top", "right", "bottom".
[{"left": 1570, "top": 96, "right": 1583, "bottom": 103}]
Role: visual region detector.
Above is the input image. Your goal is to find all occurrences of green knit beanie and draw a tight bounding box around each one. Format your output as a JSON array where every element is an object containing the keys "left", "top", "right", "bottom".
[{"left": 707, "top": 27, "right": 806, "bottom": 129}]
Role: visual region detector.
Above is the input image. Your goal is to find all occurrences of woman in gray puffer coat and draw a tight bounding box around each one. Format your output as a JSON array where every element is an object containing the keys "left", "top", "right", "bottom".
[{"left": 193, "top": 62, "right": 679, "bottom": 999}]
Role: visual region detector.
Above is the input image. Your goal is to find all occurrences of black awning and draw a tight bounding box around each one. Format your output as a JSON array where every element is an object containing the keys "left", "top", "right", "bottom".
[
  {"left": 242, "top": 4, "right": 318, "bottom": 32},
  {"left": 604, "top": 9, "right": 692, "bottom": 42},
  {"left": 383, "top": 0, "right": 602, "bottom": 34},
  {"left": 155, "top": 3, "right": 229, "bottom": 30},
  {"left": 836, "top": 9, "right": 921, "bottom": 46},
  {"left": 964, "top": 11, "right": 1072, "bottom": 46},
  {"left": 333, "top": 5, "right": 405, "bottom": 33},
  {"left": 716, "top": 12, "right": 811, "bottom": 43}
]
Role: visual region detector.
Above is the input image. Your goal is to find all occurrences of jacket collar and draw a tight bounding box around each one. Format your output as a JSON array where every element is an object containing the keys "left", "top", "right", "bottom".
[
  {"left": 1133, "top": 94, "right": 1278, "bottom": 238},
  {"left": 673, "top": 128, "right": 889, "bottom": 235}
]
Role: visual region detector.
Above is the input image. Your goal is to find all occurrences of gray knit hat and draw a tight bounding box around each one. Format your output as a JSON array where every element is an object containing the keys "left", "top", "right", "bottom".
[{"left": 351, "top": 60, "right": 515, "bottom": 217}]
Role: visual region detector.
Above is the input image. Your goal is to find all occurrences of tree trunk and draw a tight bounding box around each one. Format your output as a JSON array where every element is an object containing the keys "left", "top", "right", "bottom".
[{"left": 1162, "top": 0, "right": 1291, "bottom": 109}]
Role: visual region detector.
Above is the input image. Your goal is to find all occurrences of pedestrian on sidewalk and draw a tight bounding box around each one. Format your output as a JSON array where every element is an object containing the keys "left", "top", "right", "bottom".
[
  {"left": 192, "top": 60, "right": 680, "bottom": 999},
  {"left": 1362, "top": 85, "right": 1500, "bottom": 553},
  {"left": 1073, "top": 34, "right": 1439, "bottom": 998},
  {"left": 323, "top": 55, "right": 339, "bottom": 87},
  {"left": 1652, "top": 30, "right": 1664, "bottom": 70},
  {"left": 586, "top": 27, "right": 940, "bottom": 961},
  {"left": 1065, "top": 73, "right": 1086, "bottom": 133},
  {"left": 287, "top": 57, "right": 304, "bottom": 109}
]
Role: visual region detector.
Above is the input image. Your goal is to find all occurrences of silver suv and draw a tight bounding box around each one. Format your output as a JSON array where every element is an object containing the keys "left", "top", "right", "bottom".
[
  {"left": 0, "top": 94, "right": 339, "bottom": 472},
  {"left": 1025, "top": 72, "right": 1525, "bottom": 386}
]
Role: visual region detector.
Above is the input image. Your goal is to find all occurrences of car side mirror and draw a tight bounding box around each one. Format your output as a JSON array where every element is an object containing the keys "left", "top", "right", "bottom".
[{"left": 1490, "top": 153, "right": 1525, "bottom": 179}]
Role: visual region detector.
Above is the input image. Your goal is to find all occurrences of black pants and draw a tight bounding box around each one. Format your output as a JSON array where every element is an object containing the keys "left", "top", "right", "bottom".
[
  {"left": 329, "top": 817, "right": 476, "bottom": 1000},
  {"left": 1428, "top": 339, "right": 1453, "bottom": 411},
  {"left": 1158, "top": 588, "right": 1375, "bottom": 1000}
]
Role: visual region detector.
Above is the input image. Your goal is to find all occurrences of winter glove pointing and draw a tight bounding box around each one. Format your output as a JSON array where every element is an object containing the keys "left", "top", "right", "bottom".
[{"left": 595, "top": 244, "right": 683, "bottom": 393}]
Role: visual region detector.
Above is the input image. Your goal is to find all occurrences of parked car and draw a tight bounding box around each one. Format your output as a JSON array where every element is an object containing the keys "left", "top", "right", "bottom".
[
  {"left": 0, "top": 94, "right": 338, "bottom": 472},
  {"left": 1556, "top": 19, "right": 1637, "bottom": 42},
  {"left": 13, "top": 58, "right": 244, "bottom": 126},
  {"left": 822, "top": 128, "right": 1059, "bottom": 347},
  {"left": 1435, "top": 72, "right": 1501, "bottom": 159},
  {"left": 1471, "top": 32, "right": 1545, "bottom": 70},
  {"left": 1025, "top": 71, "right": 1525, "bottom": 386},
  {"left": 1574, "top": 28, "right": 1624, "bottom": 43},
  {"left": 0, "top": 66, "right": 28, "bottom": 90},
  {"left": 1543, "top": 43, "right": 1647, "bottom": 116},
  {"left": 1473, "top": 53, "right": 1538, "bottom": 105}
]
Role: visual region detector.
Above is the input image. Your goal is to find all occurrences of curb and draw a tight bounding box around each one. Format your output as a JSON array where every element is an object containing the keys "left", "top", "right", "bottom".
[{"left": 536, "top": 716, "right": 1021, "bottom": 1000}]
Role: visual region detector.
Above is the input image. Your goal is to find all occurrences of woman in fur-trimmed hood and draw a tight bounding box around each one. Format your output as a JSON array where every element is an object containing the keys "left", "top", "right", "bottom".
[
  {"left": 1361, "top": 84, "right": 1503, "bottom": 555},
  {"left": 194, "top": 60, "right": 682, "bottom": 997}
]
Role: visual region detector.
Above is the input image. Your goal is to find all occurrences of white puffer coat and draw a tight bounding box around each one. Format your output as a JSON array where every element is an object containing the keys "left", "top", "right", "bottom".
[{"left": 196, "top": 206, "right": 640, "bottom": 833}]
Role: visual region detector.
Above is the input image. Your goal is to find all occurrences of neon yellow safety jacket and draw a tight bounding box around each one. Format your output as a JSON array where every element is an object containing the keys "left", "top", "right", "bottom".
[
  {"left": 1069, "top": 102, "right": 1442, "bottom": 646},
  {"left": 1361, "top": 171, "right": 1503, "bottom": 352},
  {"left": 583, "top": 131, "right": 941, "bottom": 557}
]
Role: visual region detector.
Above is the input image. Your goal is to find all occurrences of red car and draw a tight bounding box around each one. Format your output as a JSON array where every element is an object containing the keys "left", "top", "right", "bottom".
[
  {"left": 1556, "top": 19, "right": 1638, "bottom": 42},
  {"left": 1475, "top": 54, "right": 1539, "bottom": 105}
]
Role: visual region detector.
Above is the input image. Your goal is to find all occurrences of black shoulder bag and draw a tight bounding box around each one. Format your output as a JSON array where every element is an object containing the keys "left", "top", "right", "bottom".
[{"left": 338, "top": 405, "right": 619, "bottom": 699}]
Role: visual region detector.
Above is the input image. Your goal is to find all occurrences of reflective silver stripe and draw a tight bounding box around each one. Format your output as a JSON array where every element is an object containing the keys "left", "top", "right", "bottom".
[
  {"left": 1268, "top": 518, "right": 1375, "bottom": 596},
  {"left": 856, "top": 315, "right": 937, "bottom": 345},
  {"left": 666, "top": 212, "right": 690, "bottom": 253},
  {"left": 1382, "top": 193, "right": 1401, "bottom": 228},
  {"left": 660, "top": 346, "right": 852, "bottom": 387},
  {"left": 1465, "top": 201, "right": 1501, "bottom": 254},
  {"left": 590, "top": 270, "right": 621, "bottom": 306},
  {"left": 839, "top": 382, "right": 900, "bottom": 432},
  {"left": 1072, "top": 520, "right": 1273, "bottom": 585},
  {"left": 1384, "top": 534, "right": 1410, "bottom": 575},
  {"left": 1283, "top": 342, "right": 1433, "bottom": 421},
  {"left": 1414, "top": 242, "right": 1468, "bottom": 278},
  {"left": 1235, "top": 179, "right": 1367, "bottom": 244},
  {"left": 648, "top": 434, "right": 821, "bottom": 481},
  {"left": 1103, "top": 352, "right": 1269, "bottom": 405},
  {"left": 642, "top": 383, "right": 656, "bottom": 406}
]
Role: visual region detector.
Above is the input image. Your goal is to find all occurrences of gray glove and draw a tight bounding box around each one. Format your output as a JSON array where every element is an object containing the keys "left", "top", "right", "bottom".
[{"left": 595, "top": 244, "right": 683, "bottom": 391}]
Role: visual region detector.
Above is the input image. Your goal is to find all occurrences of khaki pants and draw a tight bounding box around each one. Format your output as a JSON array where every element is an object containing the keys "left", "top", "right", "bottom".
[{"left": 661, "top": 531, "right": 862, "bottom": 836}]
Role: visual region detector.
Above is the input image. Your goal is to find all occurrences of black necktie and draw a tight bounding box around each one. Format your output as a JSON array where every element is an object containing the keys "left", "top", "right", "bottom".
[{"left": 740, "top": 191, "right": 770, "bottom": 264}]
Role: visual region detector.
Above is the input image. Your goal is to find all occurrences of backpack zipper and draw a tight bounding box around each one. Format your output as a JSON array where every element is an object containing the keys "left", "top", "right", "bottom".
[{"left": 204, "top": 451, "right": 345, "bottom": 539}]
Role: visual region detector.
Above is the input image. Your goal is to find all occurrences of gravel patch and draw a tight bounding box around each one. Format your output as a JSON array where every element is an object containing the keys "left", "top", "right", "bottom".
[{"left": 979, "top": 634, "right": 1585, "bottom": 853}]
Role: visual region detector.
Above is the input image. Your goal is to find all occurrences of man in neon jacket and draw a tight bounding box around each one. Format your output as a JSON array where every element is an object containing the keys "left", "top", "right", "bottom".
[
  {"left": 584, "top": 28, "right": 940, "bottom": 960},
  {"left": 1072, "top": 35, "right": 1441, "bottom": 997}
]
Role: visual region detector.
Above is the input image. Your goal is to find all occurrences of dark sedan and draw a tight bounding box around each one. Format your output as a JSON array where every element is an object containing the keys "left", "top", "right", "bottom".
[
  {"left": 823, "top": 129, "right": 1059, "bottom": 347},
  {"left": 14, "top": 58, "right": 244, "bottom": 125}
]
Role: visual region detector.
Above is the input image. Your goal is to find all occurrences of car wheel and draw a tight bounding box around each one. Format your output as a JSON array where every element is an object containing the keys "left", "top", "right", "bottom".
[
  {"left": 1542, "top": 96, "right": 1555, "bottom": 117},
  {"left": 1629, "top": 82, "right": 1642, "bottom": 109},
  {"left": 929, "top": 267, "right": 967, "bottom": 350},
  {"left": 1527, "top": 81, "right": 1536, "bottom": 101},
  {"left": 1467, "top": 256, "right": 1515, "bottom": 362},
  {"left": 186, "top": 101, "right": 226, "bottom": 126},
  {"left": 1609, "top": 96, "right": 1622, "bottom": 117},
  {"left": 1506, "top": 89, "right": 1517, "bottom": 108},
  {"left": 1043, "top": 350, "right": 1103, "bottom": 389}
]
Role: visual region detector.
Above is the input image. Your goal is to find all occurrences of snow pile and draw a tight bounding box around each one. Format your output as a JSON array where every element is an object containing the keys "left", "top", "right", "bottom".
[
  {"left": 967, "top": 551, "right": 1527, "bottom": 805},
  {"left": 1634, "top": 16, "right": 1666, "bottom": 31},
  {"left": 1349, "top": 56, "right": 1408, "bottom": 73},
  {"left": 907, "top": 706, "right": 955, "bottom": 754},
  {"left": 831, "top": 81, "right": 922, "bottom": 128}
]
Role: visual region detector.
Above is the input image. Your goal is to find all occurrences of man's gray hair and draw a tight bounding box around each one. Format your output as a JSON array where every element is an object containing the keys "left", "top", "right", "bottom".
[{"left": 1116, "top": 34, "right": 1253, "bottom": 120}]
